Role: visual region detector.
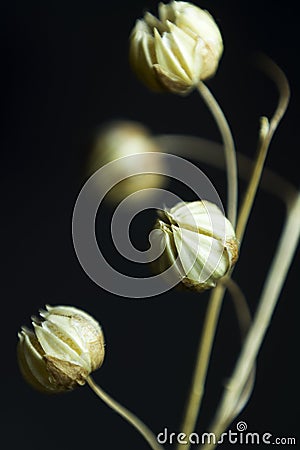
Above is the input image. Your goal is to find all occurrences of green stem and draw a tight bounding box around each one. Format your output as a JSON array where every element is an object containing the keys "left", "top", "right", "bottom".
[{"left": 87, "top": 376, "right": 164, "bottom": 450}]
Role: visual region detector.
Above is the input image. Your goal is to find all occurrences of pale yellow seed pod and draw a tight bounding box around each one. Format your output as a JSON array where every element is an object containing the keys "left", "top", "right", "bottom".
[
  {"left": 17, "top": 305, "right": 105, "bottom": 393},
  {"left": 87, "top": 120, "right": 166, "bottom": 204},
  {"left": 129, "top": 1, "right": 223, "bottom": 94},
  {"left": 151, "top": 200, "right": 238, "bottom": 291}
]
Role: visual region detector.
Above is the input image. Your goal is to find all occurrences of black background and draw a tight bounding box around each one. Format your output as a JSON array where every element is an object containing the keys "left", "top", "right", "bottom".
[{"left": 1, "top": 0, "right": 299, "bottom": 449}]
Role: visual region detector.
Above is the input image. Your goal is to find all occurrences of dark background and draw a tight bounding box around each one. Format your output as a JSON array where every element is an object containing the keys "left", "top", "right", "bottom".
[{"left": 1, "top": 0, "right": 299, "bottom": 448}]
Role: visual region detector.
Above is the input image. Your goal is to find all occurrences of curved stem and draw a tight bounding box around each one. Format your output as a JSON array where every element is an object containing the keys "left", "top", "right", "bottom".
[
  {"left": 236, "top": 56, "right": 290, "bottom": 242},
  {"left": 87, "top": 376, "right": 164, "bottom": 450},
  {"left": 220, "top": 277, "right": 251, "bottom": 341},
  {"left": 197, "top": 81, "right": 238, "bottom": 228},
  {"left": 219, "top": 277, "right": 256, "bottom": 420}
]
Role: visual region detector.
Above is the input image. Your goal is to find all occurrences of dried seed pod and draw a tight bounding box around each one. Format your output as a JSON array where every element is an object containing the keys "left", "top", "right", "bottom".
[
  {"left": 17, "top": 305, "right": 105, "bottom": 393},
  {"left": 151, "top": 200, "right": 238, "bottom": 291},
  {"left": 129, "top": 1, "right": 223, "bottom": 94}
]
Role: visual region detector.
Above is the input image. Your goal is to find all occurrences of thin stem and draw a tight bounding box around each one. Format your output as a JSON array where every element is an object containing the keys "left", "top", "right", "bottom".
[
  {"left": 155, "top": 134, "right": 295, "bottom": 204},
  {"left": 197, "top": 59, "right": 292, "bottom": 449},
  {"left": 220, "top": 277, "right": 251, "bottom": 341},
  {"left": 176, "top": 58, "right": 290, "bottom": 450},
  {"left": 236, "top": 56, "right": 290, "bottom": 242},
  {"left": 87, "top": 376, "right": 164, "bottom": 450},
  {"left": 197, "top": 81, "right": 238, "bottom": 228},
  {"left": 176, "top": 82, "right": 238, "bottom": 450},
  {"left": 235, "top": 116, "right": 269, "bottom": 242},
  {"left": 177, "top": 285, "right": 224, "bottom": 450},
  {"left": 219, "top": 277, "right": 256, "bottom": 419},
  {"left": 177, "top": 277, "right": 254, "bottom": 450},
  {"left": 156, "top": 132, "right": 298, "bottom": 449},
  {"left": 200, "top": 191, "right": 300, "bottom": 450}
]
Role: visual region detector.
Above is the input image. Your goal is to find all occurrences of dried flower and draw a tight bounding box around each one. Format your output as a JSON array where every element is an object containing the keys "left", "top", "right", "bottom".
[
  {"left": 17, "top": 305, "right": 105, "bottom": 393},
  {"left": 151, "top": 200, "right": 238, "bottom": 291},
  {"left": 129, "top": 1, "right": 223, "bottom": 94}
]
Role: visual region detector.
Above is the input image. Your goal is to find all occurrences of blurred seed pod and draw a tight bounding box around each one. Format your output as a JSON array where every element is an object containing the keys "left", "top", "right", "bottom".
[{"left": 87, "top": 120, "right": 166, "bottom": 205}]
